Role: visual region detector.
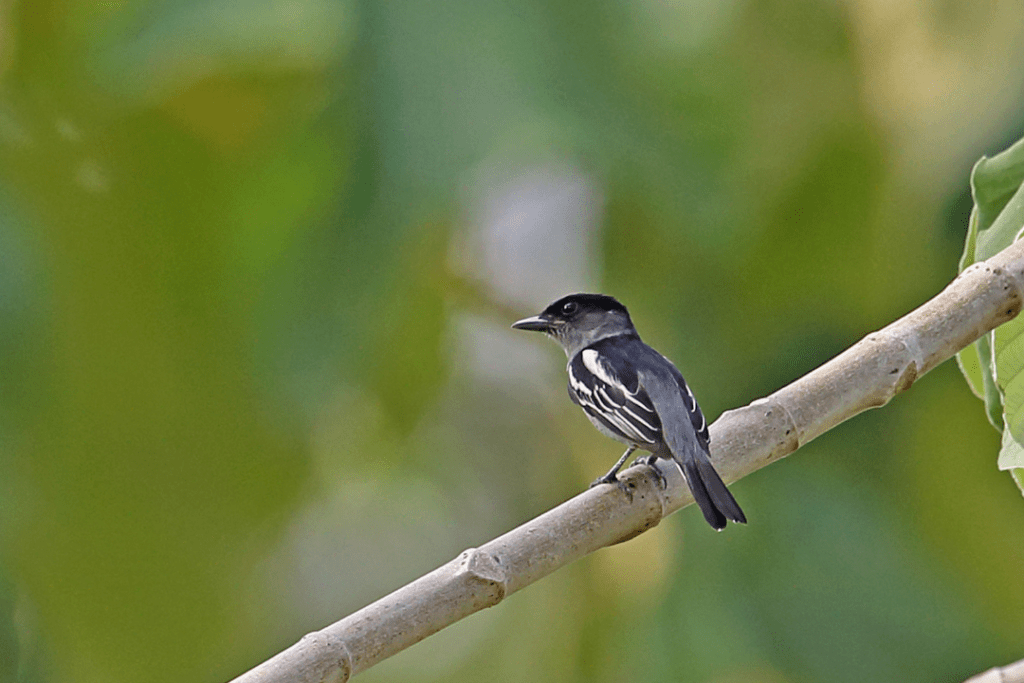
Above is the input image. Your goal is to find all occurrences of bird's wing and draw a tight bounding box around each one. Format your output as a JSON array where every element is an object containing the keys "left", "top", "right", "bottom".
[
  {"left": 639, "top": 356, "right": 745, "bottom": 528},
  {"left": 660, "top": 355, "right": 710, "bottom": 450},
  {"left": 567, "top": 346, "right": 662, "bottom": 446},
  {"left": 637, "top": 360, "right": 706, "bottom": 457}
]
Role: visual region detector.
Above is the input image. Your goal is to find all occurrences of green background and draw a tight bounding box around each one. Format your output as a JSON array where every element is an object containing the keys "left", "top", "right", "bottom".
[{"left": 0, "top": 1, "right": 1022, "bottom": 682}]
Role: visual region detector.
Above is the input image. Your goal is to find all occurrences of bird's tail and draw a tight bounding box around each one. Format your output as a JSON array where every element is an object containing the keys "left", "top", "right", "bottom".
[{"left": 677, "top": 447, "right": 746, "bottom": 530}]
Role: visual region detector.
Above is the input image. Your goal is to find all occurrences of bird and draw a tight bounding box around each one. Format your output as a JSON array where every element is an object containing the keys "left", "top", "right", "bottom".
[{"left": 512, "top": 293, "right": 746, "bottom": 530}]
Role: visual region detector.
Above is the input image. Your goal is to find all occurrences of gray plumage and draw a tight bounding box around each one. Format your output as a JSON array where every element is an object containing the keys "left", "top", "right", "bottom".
[{"left": 513, "top": 293, "right": 745, "bottom": 530}]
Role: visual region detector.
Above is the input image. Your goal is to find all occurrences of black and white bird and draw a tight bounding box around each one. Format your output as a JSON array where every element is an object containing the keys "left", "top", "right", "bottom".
[{"left": 512, "top": 293, "right": 746, "bottom": 530}]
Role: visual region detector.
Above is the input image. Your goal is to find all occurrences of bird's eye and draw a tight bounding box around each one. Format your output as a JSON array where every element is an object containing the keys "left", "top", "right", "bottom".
[{"left": 562, "top": 301, "right": 579, "bottom": 316}]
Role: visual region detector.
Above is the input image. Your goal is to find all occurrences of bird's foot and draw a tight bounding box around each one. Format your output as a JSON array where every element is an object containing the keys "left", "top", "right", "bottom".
[
  {"left": 589, "top": 473, "right": 633, "bottom": 501},
  {"left": 634, "top": 455, "right": 667, "bottom": 489}
]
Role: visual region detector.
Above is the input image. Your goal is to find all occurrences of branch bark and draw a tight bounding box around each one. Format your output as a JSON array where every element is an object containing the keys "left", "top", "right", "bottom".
[
  {"left": 965, "top": 657, "right": 1024, "bottom": 683},
  {"left": 229, "top": 238, "right": 1024, "bottom": 683}
]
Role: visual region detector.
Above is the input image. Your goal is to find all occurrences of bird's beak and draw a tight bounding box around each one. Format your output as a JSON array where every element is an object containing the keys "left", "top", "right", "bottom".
[{"left": 511, "top": 314, "right": 553, "bottom": 332}]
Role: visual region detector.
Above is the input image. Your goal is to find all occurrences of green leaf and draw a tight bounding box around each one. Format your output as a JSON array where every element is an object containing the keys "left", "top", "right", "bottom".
[
  {"left": 958, "top": 204, "right": 980, "bottom": 273},
  {"left": 979, "top": 154, "right": 1024, "bottom": 439},
  {"left": 1013, "top": 468, "right": 1024, "bottom": 494},
  {"left": 998, "top": 430, "right": 1024, "bottom": 496},
  {"left": 995, "top": 314, "right": 1024, "bottom": 439},
  {"left": 958, "top": 134, "right": 1024, "bottom": 491},
  {"left": 971, "top": 136, "right": 1024, "bottom": 238},
  {"left": 954, "top": 338, "right": 983, "bottom": 398},
  {"left": 955, "top": 333, "right": 1004, "bottom": 430},
  {"left": 970, "top": 138, "right": 1024, "bottom": 263},
  {"left": 956, "top": 202, "right": 999, "bottom": 419},
  {"left": 998, "top": 428, "right": 1024, "bottom": 470},
  {"left": 978, "top": 334, "right": 1005, "bottom": 431},
  {"left": 975, "top": 183, "right": 1024, "bottom": 263}
]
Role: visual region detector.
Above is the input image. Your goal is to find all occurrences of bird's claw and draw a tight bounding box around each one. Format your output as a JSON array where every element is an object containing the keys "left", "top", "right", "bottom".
[
  {"left": 634, "top": 456, "right": 668, "bottom": 489},
  {"left": 589, "top": 474, "right": 634, "bottom": 501}
]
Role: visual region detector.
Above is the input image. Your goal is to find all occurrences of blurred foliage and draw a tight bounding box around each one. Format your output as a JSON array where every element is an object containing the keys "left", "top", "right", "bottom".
[
  {"left": 0, "top": 1, "right": 1023, "bottom": 683},
  {"left": 958, "top": 135, "right": 1024, "bottom": 491}
]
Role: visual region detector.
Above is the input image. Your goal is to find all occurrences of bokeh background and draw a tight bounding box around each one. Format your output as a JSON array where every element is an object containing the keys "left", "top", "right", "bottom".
[{"left": 1, "top": 1, "right": 1023, "bottom": 682}]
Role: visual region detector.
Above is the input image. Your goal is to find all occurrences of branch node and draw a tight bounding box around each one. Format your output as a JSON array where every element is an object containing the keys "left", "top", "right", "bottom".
[
  {"left": 870, "top": 330, "right": 922, "bottom": 395},
  {"left": 753, "top": 396, "right": 801, "bottom": 450},
  {"left": 894, "top": 360, "right": 918, "bottom": 394},
  {"left": 972, "top": 249, "right": 1024, "bottom": 322},
  {"left": 305, "top": 633, "right": 352, "bottom": 683},
  {"left": 457, "top": 548, "right": 507, "bottom": 603},
  {"left": 993, "top": 265, "right": 1024, "bottom": 321}
]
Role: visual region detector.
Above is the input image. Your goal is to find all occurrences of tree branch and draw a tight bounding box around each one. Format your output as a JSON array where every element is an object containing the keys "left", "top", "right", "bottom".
[
  {"left": 965, "top": 657, "right": 1024, "bottom": 683},
  {"left": 229, "top": 238, "right": 1024, "bottom": 683}
]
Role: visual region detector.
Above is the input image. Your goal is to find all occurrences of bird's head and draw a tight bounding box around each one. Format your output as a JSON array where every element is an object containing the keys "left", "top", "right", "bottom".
[{"left": 512, "top": 293, "right": 635, "bottom": 357}]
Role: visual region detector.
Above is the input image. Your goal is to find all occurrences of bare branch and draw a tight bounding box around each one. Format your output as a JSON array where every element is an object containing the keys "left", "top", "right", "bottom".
[
  {"left": 965, "top": 657, "right": 1024, "bottom": 683},
  {"left": 230, "top": 238, "right": 1024, "bottom": 683}
]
